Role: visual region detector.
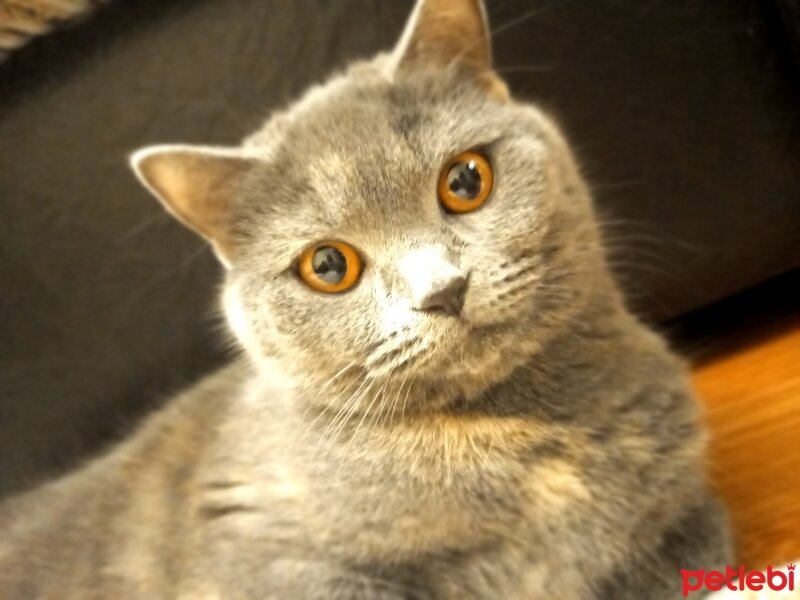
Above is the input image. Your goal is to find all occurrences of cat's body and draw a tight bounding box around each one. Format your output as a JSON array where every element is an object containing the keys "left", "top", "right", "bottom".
[
  {"left": 0, "top": 1, "right": 731, "bottom": 598},
  {"left": 0, "top": 316, "right": 729, "bottom": 599}
]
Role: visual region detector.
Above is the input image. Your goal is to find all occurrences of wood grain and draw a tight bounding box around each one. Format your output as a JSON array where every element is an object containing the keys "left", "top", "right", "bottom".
[{"left": 692, "top": 314, "right": 800, "bottom": 568}]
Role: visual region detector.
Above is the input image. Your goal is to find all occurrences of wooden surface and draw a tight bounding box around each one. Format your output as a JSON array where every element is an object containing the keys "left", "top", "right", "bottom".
[{"left": 692, "top": 313, "right": 800, "bottom": 568}]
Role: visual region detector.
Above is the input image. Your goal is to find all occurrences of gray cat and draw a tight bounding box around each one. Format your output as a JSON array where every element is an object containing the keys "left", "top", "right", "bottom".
[{"left": 0, "top": 0, "right": 732, "bottom": 598}]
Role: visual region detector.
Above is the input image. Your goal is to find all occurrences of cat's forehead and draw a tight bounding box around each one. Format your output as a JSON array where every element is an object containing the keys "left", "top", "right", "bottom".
[
  {"left": 271, "top": 64, "right": 510, "bottom": 164},
  {"left": 237, "top": 64, "right": 546, "bottom": 253}
]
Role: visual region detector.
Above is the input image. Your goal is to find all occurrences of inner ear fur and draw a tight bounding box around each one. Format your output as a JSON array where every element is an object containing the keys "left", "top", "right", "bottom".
[
  {"left": 130, "top": 145, "right": 255, "bottom": 265},
  {"left": 393, "top": 0, "right": 509, "bottom": 101}
]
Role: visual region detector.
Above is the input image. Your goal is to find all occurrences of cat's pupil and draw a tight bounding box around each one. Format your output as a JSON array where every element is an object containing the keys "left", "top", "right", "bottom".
[
  {"left": 312, "top": 246, "right": 347, "bottom": 284},
  {"left": 447, "top": 160, "right": 482, "bottom": 200}
]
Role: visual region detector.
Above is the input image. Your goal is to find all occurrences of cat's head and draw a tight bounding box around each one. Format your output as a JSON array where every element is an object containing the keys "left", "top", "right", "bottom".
[{"left": 132, "top": 0, "right": 611, "bottom": 411}]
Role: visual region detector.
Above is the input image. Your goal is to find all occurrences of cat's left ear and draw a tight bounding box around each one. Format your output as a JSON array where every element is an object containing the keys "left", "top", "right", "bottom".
[
  {"left": 130, "top": 145, "right": 255, "bottom": 268},
  {"left": 392, "top": 0, "right": 509, "bottom": 101}
]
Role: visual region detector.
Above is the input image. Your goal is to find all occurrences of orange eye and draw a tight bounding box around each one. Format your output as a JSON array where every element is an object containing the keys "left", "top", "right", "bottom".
[
  {"left": 298, "top": 240, "right": 362, "bottom": 293},
  {"left": 438, "top": 151, "right": 494, "bottom": 213}
]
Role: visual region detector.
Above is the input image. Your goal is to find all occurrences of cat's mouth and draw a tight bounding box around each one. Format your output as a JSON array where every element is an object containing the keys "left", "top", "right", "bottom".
[
  {"left": 364, "top": 320, "right": 467, "bottom": 378},
  {"left": 306, "top": 314, "right": 534, "bottom": 416},
  {"left": 363, "top": 314, "right": 520, "bottom": 382}
]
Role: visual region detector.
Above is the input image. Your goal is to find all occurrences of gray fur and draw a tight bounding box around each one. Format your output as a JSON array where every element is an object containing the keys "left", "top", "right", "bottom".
[{"left": 0, "top": 1, "right": 732, "bottom": 598}]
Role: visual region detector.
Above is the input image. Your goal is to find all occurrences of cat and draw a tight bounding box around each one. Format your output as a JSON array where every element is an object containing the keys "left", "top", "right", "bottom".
[{"left": 0, "top": 0, "right": 732, "bottom": 598}]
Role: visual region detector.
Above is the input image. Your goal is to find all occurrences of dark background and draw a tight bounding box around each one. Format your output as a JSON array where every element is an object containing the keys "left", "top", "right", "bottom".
[{"left": 1, "top": 0, "right": 798, "bottom": 499}]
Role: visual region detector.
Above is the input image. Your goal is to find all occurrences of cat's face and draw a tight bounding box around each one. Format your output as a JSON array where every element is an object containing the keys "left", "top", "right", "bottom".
[{"left": 133, "top": 0, "right": 606, "bottom": 411}]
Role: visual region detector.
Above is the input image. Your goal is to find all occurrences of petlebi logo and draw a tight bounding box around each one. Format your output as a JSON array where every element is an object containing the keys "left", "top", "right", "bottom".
[{"left": 681, "top": 564, "right": 796, "bottom": 597}]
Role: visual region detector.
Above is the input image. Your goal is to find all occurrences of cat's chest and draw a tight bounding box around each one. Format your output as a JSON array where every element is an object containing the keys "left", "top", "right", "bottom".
[
  {"left": 199, "top": 412, "right": 604, "bottom": 582},
  {"left": 289, "top": 413, "right": 590, "bottom": 558}
]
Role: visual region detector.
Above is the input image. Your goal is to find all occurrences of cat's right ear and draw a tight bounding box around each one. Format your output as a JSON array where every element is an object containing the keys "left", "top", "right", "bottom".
[
  {"left": 130, "top": 145, "right": 255, "bottom": 268},
  {"left": 391, "top": 0, "right": 509, "bottom": 101}
]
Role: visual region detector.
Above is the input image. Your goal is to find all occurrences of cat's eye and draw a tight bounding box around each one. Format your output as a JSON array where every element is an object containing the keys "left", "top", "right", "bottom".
[
  {"left": 438, "top": 151, "right": 494, "bottom": 213},
  {"left": 298, "top": 240, "right": 362, "bottom": 293}
]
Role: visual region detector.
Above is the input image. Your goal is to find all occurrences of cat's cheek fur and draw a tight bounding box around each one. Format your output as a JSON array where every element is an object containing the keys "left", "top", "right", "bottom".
[{"left": 222, "top": 282, "right": 260, "bottom": 361}]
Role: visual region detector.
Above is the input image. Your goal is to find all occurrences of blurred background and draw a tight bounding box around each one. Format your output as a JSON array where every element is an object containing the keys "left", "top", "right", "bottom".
[{"left": 1, "top": 0, "right": 799, "bottom": 567}]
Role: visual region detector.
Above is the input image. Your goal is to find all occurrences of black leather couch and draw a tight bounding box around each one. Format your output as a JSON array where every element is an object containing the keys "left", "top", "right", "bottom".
[{"left": 1, "top": 0, "right": 798, "bottom": 499}]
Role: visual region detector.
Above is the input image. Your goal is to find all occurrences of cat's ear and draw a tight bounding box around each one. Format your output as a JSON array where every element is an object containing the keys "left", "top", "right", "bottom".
[
  {"left": 130, "top": 145, "right": 255, "bottom": 268},
  {"left": 392, "top": 0, "right": 509, "bottom": 100}
]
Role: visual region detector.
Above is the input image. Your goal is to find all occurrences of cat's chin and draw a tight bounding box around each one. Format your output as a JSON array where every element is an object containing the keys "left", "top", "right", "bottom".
[
  {"left": 382, "top": 319, "right": 542, "bottom": 404},
  {"left": 439, "top": 329, "right": 541, "bottom": 399},
  {"left": 264, "top": 308, "right": 546, "bottom": 415}
]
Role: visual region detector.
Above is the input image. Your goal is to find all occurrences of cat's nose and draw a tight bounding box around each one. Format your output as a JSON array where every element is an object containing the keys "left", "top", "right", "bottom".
[
  {"left": 413, "top": 273, "right": 468, "bottom": 316},
  {"left": 398, "top": 246, "right": 468, "bottom": 317}
]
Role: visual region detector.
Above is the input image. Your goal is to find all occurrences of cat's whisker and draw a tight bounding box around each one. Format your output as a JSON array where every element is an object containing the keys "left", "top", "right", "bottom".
[
  {"left": 363, "top": 327, "right": 413, "bottom": 354},
  {"left": 344, "top": 374, "right": 393, "bottom": 466},
  {"left": 317, "top": 393, "right": 364, "bottom": 463},
  {"left": 450, "top": 5, "right": 554, "bottom": 69},
  {"left": 361, "top": 373, "right": 394, "bottom": 442},
  {"left": 376, "top": 337, "right": 435, "bottom": 380},
  {"left": 366, "top": 335, "right": 431, "bottom": 379},
  {"left": 359, "top": 368, "right": 404, "bottom": 477},
  {"left": 126, "top": 245, "right": 210, "bottom": 305},
  {"left": 300, "top": 361, "right": 358, "bottom": 432},
  {"left": 298, "top": 361, "right": 359, "bottom": 426},
  {"left": 400, "top": 375, "right": 413, "bottom": 422},
  {"left": 407, "top": 338, "right": 439, "bottom": 373},
  {"left": 328, "top": 373, "right": 379, "bottom": 440},
  {"left": 494, "top": 65, "right": 555, "bottom": 75},
  {"left": 326, "top": 377, "right": 380, "bottom": 467},
  {"left": 377, "top": 375, "right": 402, "bottom": 434},
  {"left": 493, "top": 260, "right": 543, "bottom": 286},
  {"left": 317, "top": 361, "right": 360, "bottom": 396},
  {"left": 600, "top": 233, "right": 678, "bottom": 247},
  {"left": 116, "top": 212, "right": 170, "bottom": 242},
  {"left": 590, "top": 179, "right": 648, "bottom": 191},
  {"left": 535, "top": 283, "right": 582, "bottom": 294},
  {"left": 494, "top": 274, "right": 542, "bottom": 303},
  {"left": 365, "top": 335, "right": 422, "bottom": 371},
  {"left": 306, "top": 382, "right": 367, "bottom": 462},
  {"left": 380, "top": 371, "right": 403, "bottom": 426},
  {"left": 317, "top": 373, "right": 371, "bottom": 444},
  {"left": 301, "top": 372, "right": 364, "bottom": 442},
  {"left": 602, "top": 239, "right": 696, "bottom": 263},
  {"left": 387, "top": 373, "right": 408, "bottom": 427},
  {"left": 210, "top": 89, "right": 253, "bottom": 132},
  {"left": 309, "top": 363, "right": 362, "bottom": 415}
]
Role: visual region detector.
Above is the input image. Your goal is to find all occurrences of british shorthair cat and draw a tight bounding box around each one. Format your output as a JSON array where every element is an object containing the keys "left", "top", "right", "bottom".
[{"left": 0, "top": 0, "right": 731, "bottom": 598}]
